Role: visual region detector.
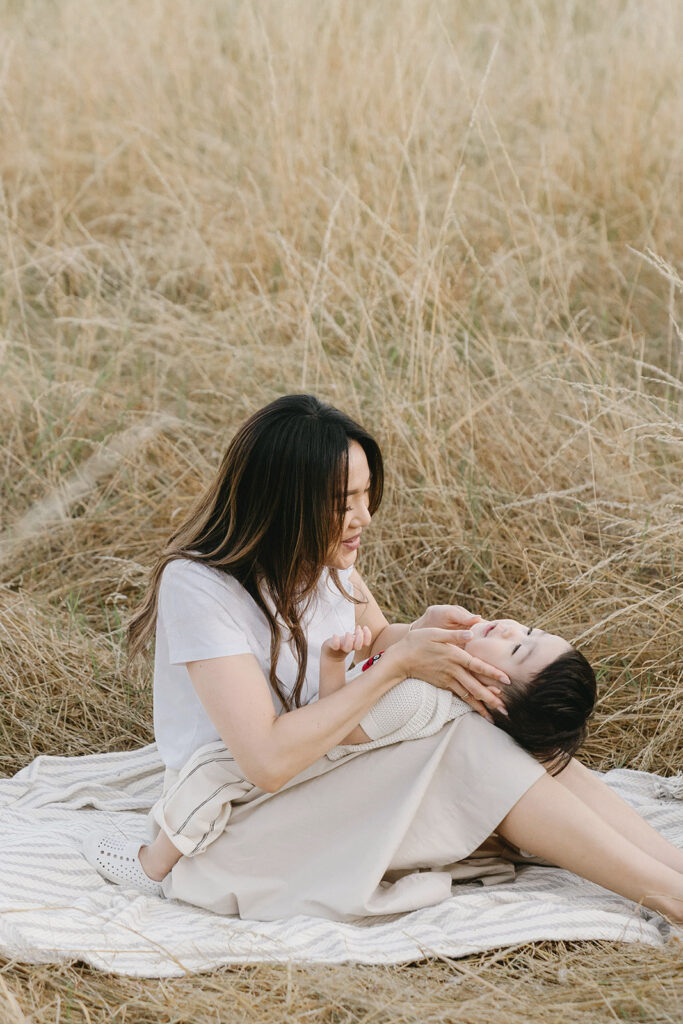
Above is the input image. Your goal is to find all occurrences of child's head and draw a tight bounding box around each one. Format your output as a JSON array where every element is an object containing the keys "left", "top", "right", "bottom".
[{"left": 464, "top": 619, "right": 596, "bottom": 775}]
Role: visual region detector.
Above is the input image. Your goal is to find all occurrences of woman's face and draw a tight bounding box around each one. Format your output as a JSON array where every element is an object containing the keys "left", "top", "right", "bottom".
[
  {"left": 327, "top": 441, "right": 372, "bottom": 570},
  {"left": 464, "top": 619, "right": 572, "bottom": 681}
]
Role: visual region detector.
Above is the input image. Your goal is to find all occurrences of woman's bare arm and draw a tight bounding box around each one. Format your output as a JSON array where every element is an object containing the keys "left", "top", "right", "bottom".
[
  {"left": 186, "top": 547, "right": 510, "bottom": 797},
  {"left": 187, "top": 644, "right": 406, "bottom": 793},
  {"left": 349, "top": 568, "right": 398, "bottom": 662},
  {"left": 349, "top": 569, "right": 483, "bottom": 665}
]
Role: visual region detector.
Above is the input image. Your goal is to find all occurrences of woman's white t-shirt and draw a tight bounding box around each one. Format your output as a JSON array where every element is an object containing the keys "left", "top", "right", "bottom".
[{"left": 153, "top": 558, "right": 356, "bottom": 770}]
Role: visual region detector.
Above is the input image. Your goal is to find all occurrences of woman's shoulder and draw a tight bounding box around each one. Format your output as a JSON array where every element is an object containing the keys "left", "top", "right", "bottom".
[
  {"left": 158, "top": 558, "right": 259, "bottom": 632},
  {"left": 162, "top": 556, "right": 210, "bottom": 577},
  {"left": 161, "top": 557, "right": 220, "bottom": 583},
  {"left": 160, "top": 558, "right": 246, "bottom": 600}
]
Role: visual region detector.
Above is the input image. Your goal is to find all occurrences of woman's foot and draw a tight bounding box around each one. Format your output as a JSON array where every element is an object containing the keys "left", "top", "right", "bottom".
[
  {"left": 82, "top": 832, "right": 165, "bottom": 897},
  {"left": 652, "top": 894, "right": 683, "bottom": 926}
]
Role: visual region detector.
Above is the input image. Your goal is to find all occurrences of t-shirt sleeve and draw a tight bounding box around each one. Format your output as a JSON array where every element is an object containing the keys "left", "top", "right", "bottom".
[{"left": 159, "top": 560, "right": 254, "bottom": 666}]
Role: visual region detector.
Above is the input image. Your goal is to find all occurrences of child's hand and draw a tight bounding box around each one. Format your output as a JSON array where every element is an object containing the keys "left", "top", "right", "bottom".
[{"left": 322, "top": 625, "right": 372, "bottom": 660}]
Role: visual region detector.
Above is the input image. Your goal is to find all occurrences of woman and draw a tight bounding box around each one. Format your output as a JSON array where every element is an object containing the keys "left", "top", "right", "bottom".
[{"left": 84, "top": 395, "right": 683, "bottom": 922}]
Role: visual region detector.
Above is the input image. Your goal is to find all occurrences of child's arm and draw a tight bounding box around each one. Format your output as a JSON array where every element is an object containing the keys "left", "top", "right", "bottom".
[{"left": 320, "top": 625, "right": 373, "bottom": 743}]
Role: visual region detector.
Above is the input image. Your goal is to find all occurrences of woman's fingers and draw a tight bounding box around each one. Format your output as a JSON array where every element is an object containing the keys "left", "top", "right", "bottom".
[
  {"left": 452, "top": 665, "right": 508, "bottom": 713},
  {"left": 404, "top": 627, "right": 510, "bottom": 701},
  {"left": 450, "top": 684, "right": 494, "bottom": 723},
  {"left": 446, "top": 605, "right": 482, "bottom": 628},
  {"left": 454, "top": 648, "right": 510, "bottom": 687},
  {"left": 447, "top": 629, "right": 474, "bottom": 647},
  {"left": 418, "top": 626, "right": 475, "bottom": 649},
  {"left": 422, "top": 605, "right": 482, "bottom": 630},
  {"left": 428, "top": 631, "right": 510, "bottom": 686},
  {"left": 470, "top": 700, "right": 494, "bottom": 724}
]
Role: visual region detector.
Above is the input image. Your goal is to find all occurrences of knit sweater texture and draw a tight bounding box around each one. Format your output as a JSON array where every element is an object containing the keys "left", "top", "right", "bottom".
[{"left": 326, "top": 670, "right": 471, "bottom": 760}]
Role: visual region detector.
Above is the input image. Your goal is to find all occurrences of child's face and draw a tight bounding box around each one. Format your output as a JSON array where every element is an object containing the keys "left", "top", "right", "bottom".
[{"left": 464, "top": 619, "right": 572, "bottom": 682}]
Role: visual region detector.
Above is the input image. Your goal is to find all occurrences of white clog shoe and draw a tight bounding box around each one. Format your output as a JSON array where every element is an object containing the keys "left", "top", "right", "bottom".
[{"left": 82, "top": 832, "right": 164, "bottom": 898}]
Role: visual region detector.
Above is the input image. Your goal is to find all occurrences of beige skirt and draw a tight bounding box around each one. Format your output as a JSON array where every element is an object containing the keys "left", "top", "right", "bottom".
[{"left": 147, "top": 713, "right": 546, "bottom": 921}]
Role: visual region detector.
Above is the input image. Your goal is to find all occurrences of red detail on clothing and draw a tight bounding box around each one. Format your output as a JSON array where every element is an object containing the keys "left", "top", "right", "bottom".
[{"left": 361, "top": 651, "right": 385, "bottom": 672}]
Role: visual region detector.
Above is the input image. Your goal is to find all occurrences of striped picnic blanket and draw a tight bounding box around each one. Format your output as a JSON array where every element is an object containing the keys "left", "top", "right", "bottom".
[{"left": 0, "top": 743, "right": 680, "bottom": 977}]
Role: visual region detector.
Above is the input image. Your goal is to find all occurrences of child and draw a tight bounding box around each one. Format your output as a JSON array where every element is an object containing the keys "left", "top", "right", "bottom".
[
  {"left": 320, "top": 619, "right": 596, "bottom": 770},
  {"left": 83, "top": 616, "right": 596, "bottom": 895}
]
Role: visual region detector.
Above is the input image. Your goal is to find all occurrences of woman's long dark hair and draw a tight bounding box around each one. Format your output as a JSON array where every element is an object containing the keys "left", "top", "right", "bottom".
[{"left": 126, "top": 394, "right": 384, "bottom": 710}]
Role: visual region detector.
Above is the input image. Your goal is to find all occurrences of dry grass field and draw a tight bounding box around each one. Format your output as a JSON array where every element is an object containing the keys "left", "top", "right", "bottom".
[{"left": 0, "top": 0, "right": 681, "bottom": 1019}]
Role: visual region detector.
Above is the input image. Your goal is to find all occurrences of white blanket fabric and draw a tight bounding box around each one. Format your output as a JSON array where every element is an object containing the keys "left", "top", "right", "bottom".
[{"left": 0, "top": 743, "right": 680, "bottom": 978}]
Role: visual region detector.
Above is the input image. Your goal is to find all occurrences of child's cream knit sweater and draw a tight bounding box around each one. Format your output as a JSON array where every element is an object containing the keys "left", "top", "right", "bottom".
[{"left": 326, "top": 666, "right": 471, "bottom": 761}]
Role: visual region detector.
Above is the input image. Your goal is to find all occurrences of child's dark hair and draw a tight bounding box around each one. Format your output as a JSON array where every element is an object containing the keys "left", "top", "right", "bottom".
[{"left": 489, "top": 649, "right": 596, "bottom": 775}]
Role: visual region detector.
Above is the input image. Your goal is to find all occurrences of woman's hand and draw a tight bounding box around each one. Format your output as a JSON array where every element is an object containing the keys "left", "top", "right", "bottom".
[
  {"left": 393, "top": 626, "right": 509, "bottom": 723},
  {"left": 411, "top": 604, "right": 481, "bottom": 632}
]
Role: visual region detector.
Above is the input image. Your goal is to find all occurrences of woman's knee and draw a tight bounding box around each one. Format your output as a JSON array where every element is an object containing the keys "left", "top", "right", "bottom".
[{"left": 553, "top": 756, "right": 590, "bottom": 782}]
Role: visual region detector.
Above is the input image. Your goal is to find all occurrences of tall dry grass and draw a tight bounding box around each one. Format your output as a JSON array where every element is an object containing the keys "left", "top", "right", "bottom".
[{"left": 0, "top": 0, "right": 681, "bottom": 1019}]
